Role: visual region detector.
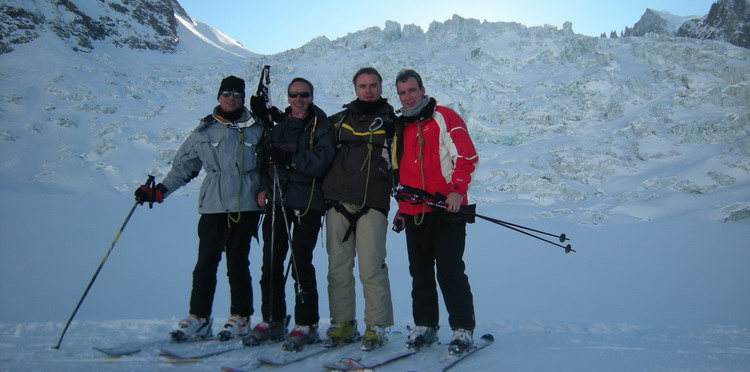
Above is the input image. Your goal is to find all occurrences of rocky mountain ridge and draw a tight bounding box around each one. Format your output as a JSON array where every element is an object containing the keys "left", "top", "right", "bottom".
[
  {"left": 619, "top": 0, "right": 749, "bottom": 48},
  {"left": 0, "top": 0, "right": 188, "bottom": 53},
  {"left": 677, "top": 0, "right": 750, "bottom": 48}
]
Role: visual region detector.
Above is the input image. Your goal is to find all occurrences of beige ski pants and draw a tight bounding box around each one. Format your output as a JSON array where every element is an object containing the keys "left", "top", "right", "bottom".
[{"left": 325, "top": 205, "right": 394, "bottom": 327}]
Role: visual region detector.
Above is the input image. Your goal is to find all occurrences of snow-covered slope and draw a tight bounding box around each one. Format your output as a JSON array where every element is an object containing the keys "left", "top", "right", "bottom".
[
  {"left": 2, "top": 315, "right": 748, "bottom": 371},
  {"left": 174, "top": 13, "right": 257, "bottom": 58},
  {"left": 2, "top": 12, "right": 748, "bottom": 223}
]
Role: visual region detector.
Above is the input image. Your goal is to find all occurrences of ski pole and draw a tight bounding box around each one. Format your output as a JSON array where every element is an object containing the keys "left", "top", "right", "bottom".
[
  {"left": 471, "top": 212, "right": 568, "bottom": 242},
  {"left": 272, "top": 165, "right": 305, "bottom": 302},
  {"left": 255, "top": 65, "right": 273, "bottom": 128},
  {"left": 52, "top": 175, "right": 154, "bottom": 349},
  {"left": 473, "top": 213, "right": 575, "bottom": 253},
  {"left": 425, "top": 200, "right": 574, "bottom": 254}
]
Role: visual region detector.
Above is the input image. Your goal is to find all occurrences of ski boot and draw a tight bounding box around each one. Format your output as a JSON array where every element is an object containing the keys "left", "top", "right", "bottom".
[
  {"left": 405, "top": 325, "right": 439, "bottom": 349},
  {"left": 360, "top": 325, "right": 387, "bottom": 351},
  {"left": 243, "top": 317, "right": 288, "bottom": 346},
  {"left": 324, "top": 319, "right": 359, "bottom": 347},
  {"left": 282, "top": 324, "right": 319, "bottom": 351},
  {"left": 170, "top": 315, "right": 213, "bottom": 341},
  {"left": 217, "top": 314, "right": 248, "bottom": 341},
  {"left": 448, "top": 328, "right": 473, "bottom": 356}
]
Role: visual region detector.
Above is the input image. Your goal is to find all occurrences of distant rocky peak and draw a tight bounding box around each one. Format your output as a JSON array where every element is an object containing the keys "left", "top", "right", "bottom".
[
  {"left": 677, "top": 0, "right": 750, "bottom": 48},
  {"left": 0, "top": 0, "right": 192, "bottom": 54},
  {"left": 623, "top": 8, "right": 699, "bottom": 37}
]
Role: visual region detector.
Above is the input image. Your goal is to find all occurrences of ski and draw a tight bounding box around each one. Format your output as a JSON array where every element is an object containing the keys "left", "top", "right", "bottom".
[
  {"left": 327, "top": 333, "right": 494, "bottom": 371},
  {"left": 158, "top": 344, "right": 243, "bottom": 360},
  {"left": 216, "top": 335, "right": 293, "bottom": 370},
  {"left": 220, "top": 362, "right": 262, "bottom": 372},
  {"left": 256, "top": 334, "right": 367, "bottom": 367},
  {"left": 92, "top": 336, "right": 219, "bottom": 357},
  {"left": 93, "top": 344, "right": 149, "bottom": 357},
  {"left": 439, "top": 333, "right": 494, "bottom": 371},
  {"left": 257, "top": 341, "right": 355, "bottom": 366},
  {"left": 323, "top": 331, "right": 411, "bottom": 371},
  {"left": 220, "top": 360, "right": 264, "bottom": 372},
  {"left": 220, "top": 366, "right": 249, "bottom": 372},
  {"left": 160, "top": 332, "right": 292, "bottom": 361},
  {"left": 326, "top": 350, "right": 417, "bottom": 371}
]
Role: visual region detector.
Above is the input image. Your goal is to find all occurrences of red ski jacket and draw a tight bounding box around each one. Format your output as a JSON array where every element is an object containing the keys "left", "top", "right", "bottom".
[{"left": 396, "top": 99, "right": 478, "bottom": 216}]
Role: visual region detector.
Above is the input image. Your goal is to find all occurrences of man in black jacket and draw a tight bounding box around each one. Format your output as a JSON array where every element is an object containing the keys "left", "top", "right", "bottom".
[
  {"left": 247, "top": 78, "right": 336, "bottom": 350},
  {"left": 322, "top": 67, "right": 396, "bottom": 351}
]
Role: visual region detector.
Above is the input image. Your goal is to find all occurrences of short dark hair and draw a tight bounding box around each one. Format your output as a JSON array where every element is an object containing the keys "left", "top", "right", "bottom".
[
  {"left": 288, "top": 77, "right": 314, "bottom": 95},
  {"left": 395, "top": 69, "right": 423, "bottom": 88},
  {"left": 352, "top": 67, "right": 383, "bottom": 87}
]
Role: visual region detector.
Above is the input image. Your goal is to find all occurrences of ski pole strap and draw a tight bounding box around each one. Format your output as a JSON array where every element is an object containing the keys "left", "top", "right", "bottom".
[
  {"left": 456, "top": 203, "right": 476, "bottom": 223},
  {"left": 332, "top": 202, "right": 369, "bottom": 242},
  {"left": 394, "top": 185, "right": 435, "bottom": 202}
]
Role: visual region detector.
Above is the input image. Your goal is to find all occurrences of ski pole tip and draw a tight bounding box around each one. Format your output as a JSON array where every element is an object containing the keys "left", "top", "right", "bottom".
[{"left": 565, "top": 244, "right": 575, "bottom": 254}]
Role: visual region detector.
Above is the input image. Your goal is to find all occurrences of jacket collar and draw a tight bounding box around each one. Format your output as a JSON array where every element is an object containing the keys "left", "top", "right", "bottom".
[
  {"left": 210, "top": 106, "right": 256, "bottom": 129},
  {"left": 396, "top": 97, "right": 437, "bottom": 125}
]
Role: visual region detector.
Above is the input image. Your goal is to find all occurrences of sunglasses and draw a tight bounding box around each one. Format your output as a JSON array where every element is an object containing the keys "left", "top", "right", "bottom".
[
  {"left": 288, "top": 92, "right": 311, "bottom": 98},
  {"left": 221, "top": 91, "right": 242, "bottom": 99},
  {"left": 396, "top": 69, "right": 423, "bottom": 87}
]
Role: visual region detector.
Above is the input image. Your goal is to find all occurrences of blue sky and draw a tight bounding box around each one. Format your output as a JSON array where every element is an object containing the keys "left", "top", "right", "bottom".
[{"left": 178, "top": 0, "right": 715, "bottom": 55}]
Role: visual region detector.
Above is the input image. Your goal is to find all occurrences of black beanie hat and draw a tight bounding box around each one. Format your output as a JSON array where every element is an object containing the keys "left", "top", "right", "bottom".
[{"left": 217, "top": 75, "right": 245, "bottom": 99}]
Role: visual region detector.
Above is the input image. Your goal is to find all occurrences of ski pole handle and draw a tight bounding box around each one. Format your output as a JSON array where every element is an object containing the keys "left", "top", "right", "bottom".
[{"left": 142, "top": 175, "right": 157, "bottom": 209}]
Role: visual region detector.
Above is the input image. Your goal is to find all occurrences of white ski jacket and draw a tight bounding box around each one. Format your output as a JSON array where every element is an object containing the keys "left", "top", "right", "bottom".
[{"left": 161, "top": 106, "right": 265, "bottom": 214}]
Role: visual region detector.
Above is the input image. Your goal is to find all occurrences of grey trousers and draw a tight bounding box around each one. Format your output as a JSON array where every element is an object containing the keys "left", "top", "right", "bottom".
[{"left": 325, "top": 205, "right": 394, "bottom": 327}]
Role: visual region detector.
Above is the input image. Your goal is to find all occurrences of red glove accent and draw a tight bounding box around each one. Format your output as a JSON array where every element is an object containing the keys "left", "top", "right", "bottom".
[
  {"left": 134, "top": 185, "right": 163, "bottom": 204},
  {"left": 154, "top": 188, "right": 163, "bottom": 203}
]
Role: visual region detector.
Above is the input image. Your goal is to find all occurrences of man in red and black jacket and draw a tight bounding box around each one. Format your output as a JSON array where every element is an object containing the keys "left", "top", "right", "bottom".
[{"left": 393, "top": 69, "right": 479, "bottom": 355}]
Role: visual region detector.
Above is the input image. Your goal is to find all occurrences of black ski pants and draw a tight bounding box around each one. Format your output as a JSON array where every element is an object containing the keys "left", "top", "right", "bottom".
[
  {"left": 404, "top": 212, "right": 476, "bottom": 330},
  {"left": 189, "top": 212, "right": 260, "bottom": 319},
  {"left": 259, "top": 205, "right": 322, "bottom": 326}
]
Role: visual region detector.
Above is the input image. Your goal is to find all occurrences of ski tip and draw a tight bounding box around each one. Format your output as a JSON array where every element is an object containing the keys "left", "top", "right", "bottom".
[
  {"left": 93, "top": 346, "right": 141, "bottom": 357},
  {"left": 480, "top": 333, "right": 494, "bottom": 342},
  {"left": 340, "top": 357, "right": 364, "bottom": 368}
]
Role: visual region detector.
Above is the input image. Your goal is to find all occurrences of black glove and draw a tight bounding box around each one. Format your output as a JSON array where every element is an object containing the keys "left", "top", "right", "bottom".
[
  {"left": 267, "top": 147, "right": 291, "bottom": 166},
  {"left": 250, "top": 95, "right": 268, "bottom": 118},
  {"left": 269, "top": 107, "right": 286, "bottom": 123},
  {"left": 134, "top": 183, "right": 167, "bottom": 205},
  {"left": 251, "top": 95, "right": 286, "bottom": 123},
  {"left": 392, "top": 213, "right": 405, "bottom": 233}
]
